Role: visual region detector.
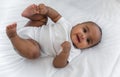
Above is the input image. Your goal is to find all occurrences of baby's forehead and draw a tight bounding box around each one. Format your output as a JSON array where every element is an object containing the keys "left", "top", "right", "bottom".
[{"left": 82, "top": 22, "right": 100, "bottom": 30}]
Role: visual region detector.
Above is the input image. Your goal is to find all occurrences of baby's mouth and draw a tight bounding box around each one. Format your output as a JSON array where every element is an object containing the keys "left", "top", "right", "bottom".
[{"left": 76, "top": 34, "right": 81, "bottom": 43}]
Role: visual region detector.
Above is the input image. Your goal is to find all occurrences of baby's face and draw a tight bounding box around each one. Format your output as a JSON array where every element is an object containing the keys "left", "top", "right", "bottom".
[{"left": 70, "top": 22, "right": 101, "bottom": 49}]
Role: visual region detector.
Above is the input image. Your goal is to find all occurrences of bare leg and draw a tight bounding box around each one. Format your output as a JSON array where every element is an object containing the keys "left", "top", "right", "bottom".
[
  {"left": 21, "top": 4, "right": 39, "bottom": 20},
  {"left": 24, "top": 16, "right": 47, "bottom": 27},
  {"left": 22, "top": 4, "right": 48, "bottom": 27},
  {"left": 6, "top": 23, "right": 40, "bottom": 59}
]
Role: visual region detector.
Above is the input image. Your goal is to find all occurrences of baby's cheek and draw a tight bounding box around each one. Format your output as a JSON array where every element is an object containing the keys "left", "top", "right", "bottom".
[{"left": 80, "top": 42, "right": 88, "bottom": 48}]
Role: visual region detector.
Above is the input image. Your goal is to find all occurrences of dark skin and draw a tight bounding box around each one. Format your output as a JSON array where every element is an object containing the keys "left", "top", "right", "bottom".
[
  {"left": 38, "top": 4, "right": 71, "bottom": 67},
  {"left": 36, "top": 4, "right": 101, "bottom": 67},
  {"left": 6, "top": 4, "right": 71, "bottom": 68},
  {"left": 6, "top": 4, "right": 101, "bottom": 68}
]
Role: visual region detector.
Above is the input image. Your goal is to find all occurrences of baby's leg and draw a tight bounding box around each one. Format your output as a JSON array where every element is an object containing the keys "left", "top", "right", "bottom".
[
  {"left": 21, "top": 4, "right": 40, "bottom": 20},
  {"left": 22, "top": 4, "right": 48, "bottom": 27},
  {"left": 6, "top": 23, "right": 41, "bottom": 59},
  {"left": 24, "top": 16, "right": 48, "bottom": 27}
]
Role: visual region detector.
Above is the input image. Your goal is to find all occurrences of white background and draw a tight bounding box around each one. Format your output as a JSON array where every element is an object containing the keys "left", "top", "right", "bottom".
[{"left": 0, "top": 0, "right": 120, "bottom": 77}]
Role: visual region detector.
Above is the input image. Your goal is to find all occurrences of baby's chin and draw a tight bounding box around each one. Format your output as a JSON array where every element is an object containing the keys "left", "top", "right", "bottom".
[
  {"left": 73, "top": 43, "right": 89, "bottom": 49},
  {"left": 72, "top": 42, "right": 79, "bottom": 49}
]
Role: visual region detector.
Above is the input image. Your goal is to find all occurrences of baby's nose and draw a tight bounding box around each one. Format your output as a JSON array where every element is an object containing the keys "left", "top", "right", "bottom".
[{"left": 81, "top": 34, "right": 86, "bottom": 40}]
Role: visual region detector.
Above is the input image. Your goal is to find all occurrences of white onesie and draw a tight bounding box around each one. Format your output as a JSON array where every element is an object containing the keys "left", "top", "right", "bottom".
[{"left": 18, "top": 17, "right": 81, "bottom": 62}]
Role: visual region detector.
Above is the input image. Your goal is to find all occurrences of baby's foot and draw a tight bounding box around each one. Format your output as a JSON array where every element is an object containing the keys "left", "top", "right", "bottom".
[
  {"left": 22, "top": 4, "right": 39, "bottom": 17},
  {"left": 38, "top": 4, "right": 48, "bottom": 15},
  {"left": 6, "top": 23, "right": 17, "bottom": 39}
]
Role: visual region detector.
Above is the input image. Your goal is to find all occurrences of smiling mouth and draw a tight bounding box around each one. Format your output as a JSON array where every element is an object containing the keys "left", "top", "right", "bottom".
[{"left": 76, "top": 34, "right": 81, "bottom": 43}]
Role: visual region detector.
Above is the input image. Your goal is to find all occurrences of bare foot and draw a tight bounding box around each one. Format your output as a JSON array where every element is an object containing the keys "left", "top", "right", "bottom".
[
  {"left": 38, "top": 4, "right": 48, "bottom": 15},
  {"left": 22, "top": 4, "right": 39, "bottom": 17},
  {"left": 6, "top": 23, "right": 17, "bottom": 39}
]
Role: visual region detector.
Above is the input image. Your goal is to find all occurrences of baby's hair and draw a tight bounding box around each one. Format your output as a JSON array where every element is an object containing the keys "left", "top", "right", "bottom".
[{"left": 82, "top": 21, "right": 102, "bottom": 48}]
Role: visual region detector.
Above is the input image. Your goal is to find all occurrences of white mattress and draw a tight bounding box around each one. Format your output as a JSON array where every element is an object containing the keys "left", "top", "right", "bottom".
[{"left": 0, "top": 0, "right": 120, "bottom": 77}]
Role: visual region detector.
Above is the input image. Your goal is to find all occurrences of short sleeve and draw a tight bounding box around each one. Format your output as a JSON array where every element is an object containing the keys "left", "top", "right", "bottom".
[
  {"left": 68, "top": 49, "right": 81, "bottom": 62},
  {"left": 55, "top": 17, "right": 70, "bottom": 30},
  {"left": 56, "top": 17, "right": 67, "bottom": 24}
]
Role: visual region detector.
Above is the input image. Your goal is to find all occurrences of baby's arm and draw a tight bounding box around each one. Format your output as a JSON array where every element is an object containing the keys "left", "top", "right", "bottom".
[
  {"left": 38, "top": 4, "right": 61, "bottom": 23},
  {"left": 53, "top": 41, "right": 71, "bottom": 68}
]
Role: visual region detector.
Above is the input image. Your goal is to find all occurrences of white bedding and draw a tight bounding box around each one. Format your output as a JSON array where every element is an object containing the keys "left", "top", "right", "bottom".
[{"left": 0, "top": 0, "right": 120, "bottom": 77}]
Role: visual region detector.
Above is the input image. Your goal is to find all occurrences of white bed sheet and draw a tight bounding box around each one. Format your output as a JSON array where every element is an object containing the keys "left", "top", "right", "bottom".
[{"left": 0, "top": 0, "right": 120, "bottom": 77}]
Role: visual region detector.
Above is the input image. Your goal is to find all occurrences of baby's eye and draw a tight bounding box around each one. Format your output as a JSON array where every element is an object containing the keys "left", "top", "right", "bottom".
[
  {"left": 83, "top": 28, "right": 87, "bottom": 33},
  {"left": 86, "top": 38, "right": 90, "bottom": 44}
]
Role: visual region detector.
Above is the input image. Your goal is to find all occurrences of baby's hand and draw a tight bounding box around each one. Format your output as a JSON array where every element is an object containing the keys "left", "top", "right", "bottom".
[
  {"left": 61, "top": 41, "right": 71, "bottom": 53},
  {"left": 38, "top": 4, "right": 48, "bottom": 15}
]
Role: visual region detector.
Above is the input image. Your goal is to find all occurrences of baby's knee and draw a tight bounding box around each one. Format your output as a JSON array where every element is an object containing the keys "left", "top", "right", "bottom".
[
  {"left": 26, "top": 39, "right": 41, "bottom": 59},
  {"left": 28, "top": 49, "right": 40, "bottom": 59},
  {"left": 31, "top": 51, "right": 40, "bottom": 59}
]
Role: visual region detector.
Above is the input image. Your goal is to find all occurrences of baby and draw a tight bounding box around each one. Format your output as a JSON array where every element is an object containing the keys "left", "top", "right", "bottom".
[{"left": 6, "top": 4, "right": 102, "bottom": 68}]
